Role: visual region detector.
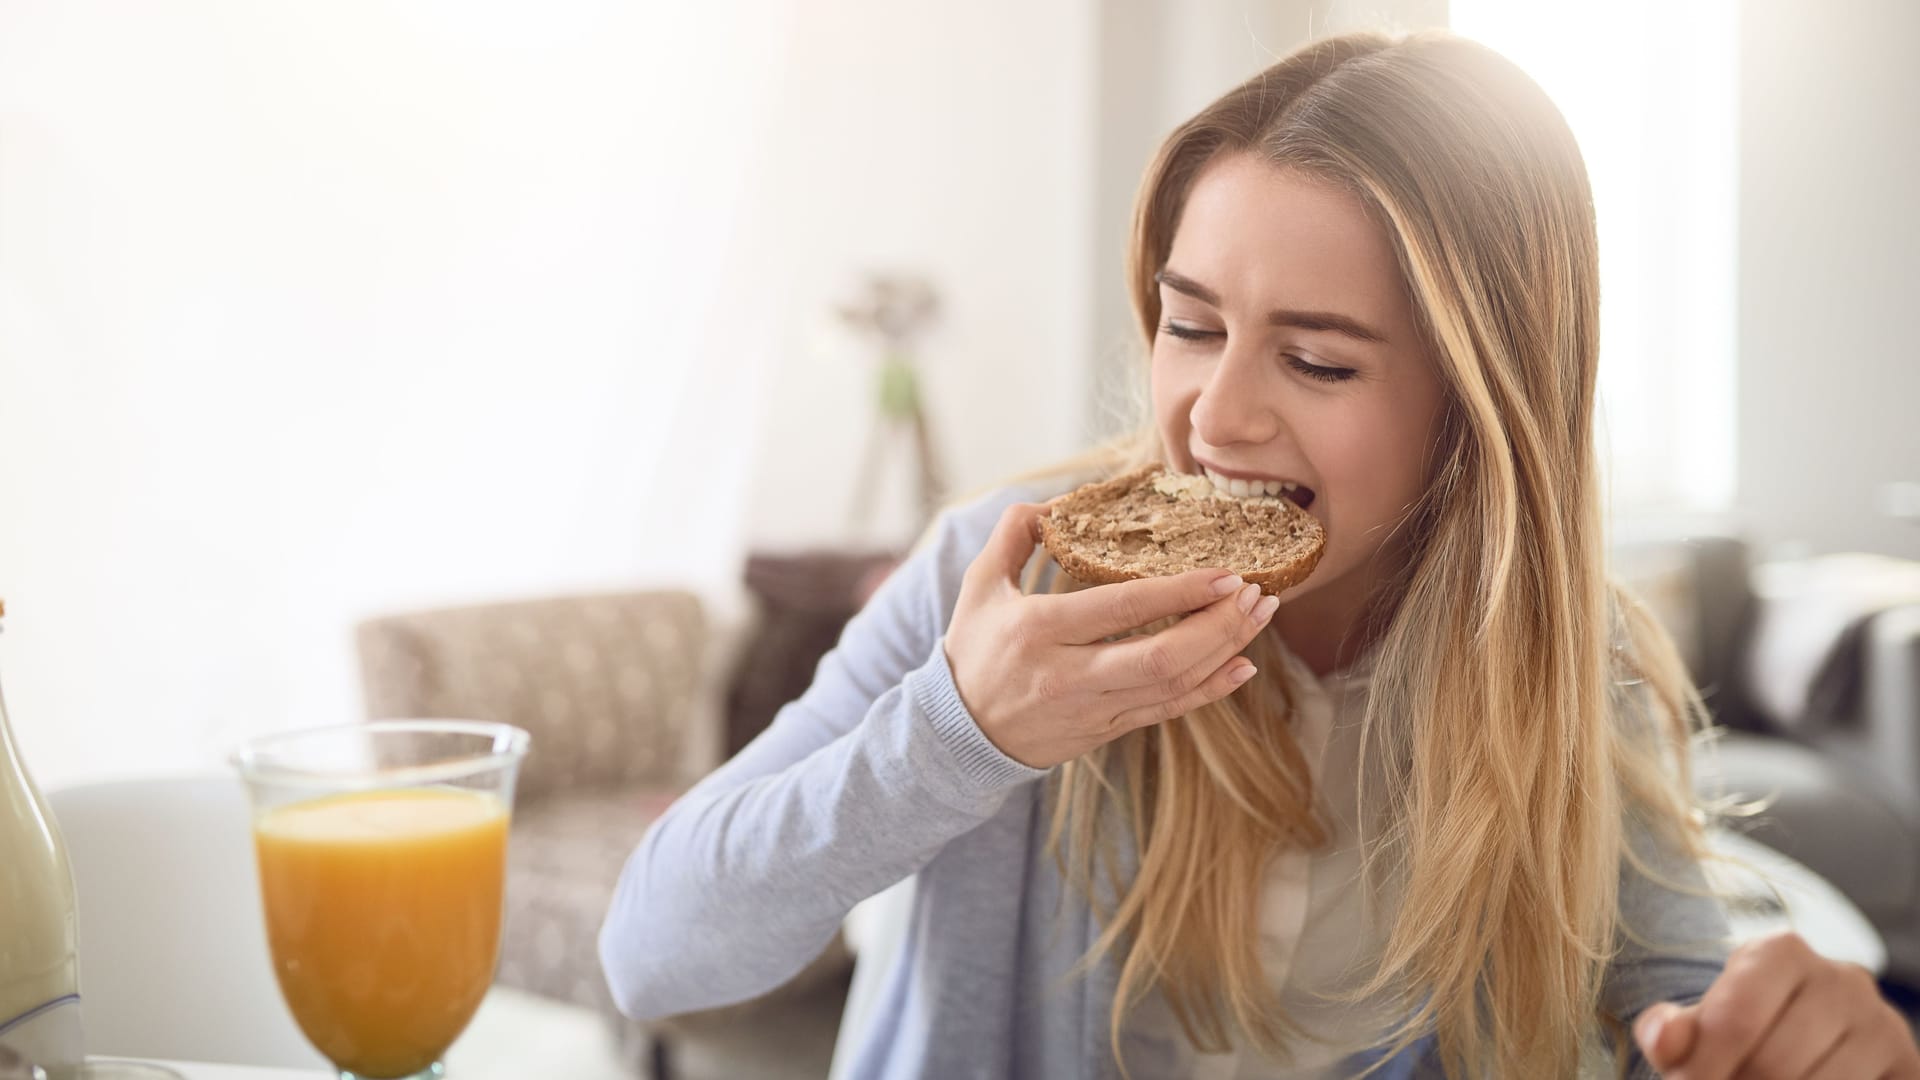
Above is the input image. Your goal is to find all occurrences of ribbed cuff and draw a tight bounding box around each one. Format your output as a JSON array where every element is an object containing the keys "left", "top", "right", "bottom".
[{"left": 907, "top": 637, "right": 1052, "bottom": 796}]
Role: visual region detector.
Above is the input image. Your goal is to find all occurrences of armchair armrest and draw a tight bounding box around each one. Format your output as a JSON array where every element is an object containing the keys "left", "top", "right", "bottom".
[{"left": 1825, "top": 603, "right": 1920, "bottom": 822}]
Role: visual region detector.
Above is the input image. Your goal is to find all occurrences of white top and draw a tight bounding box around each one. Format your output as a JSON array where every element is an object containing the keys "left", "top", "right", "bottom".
[{"left": 1185, "top": 641, "right": 1399, "bottom": 1080}]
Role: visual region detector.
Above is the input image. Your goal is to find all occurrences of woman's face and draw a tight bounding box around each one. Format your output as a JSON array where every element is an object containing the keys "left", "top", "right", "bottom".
[{"left": 1151, "top": 153, "right": 1449, "bottom": 662}]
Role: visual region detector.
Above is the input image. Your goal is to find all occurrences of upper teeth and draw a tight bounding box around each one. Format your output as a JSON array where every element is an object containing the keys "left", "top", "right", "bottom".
[{"left": 1201, "top": 467, "right": 1299, "bottom": 500}]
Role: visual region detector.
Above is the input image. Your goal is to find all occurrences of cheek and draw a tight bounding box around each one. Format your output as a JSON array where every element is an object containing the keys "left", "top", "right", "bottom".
[
  {"left": 1149, "top": 351, "right": 1189, "bottom": 437},
  {"left": 1311, "top": 409, "right": 1430, "bottom": 532}
]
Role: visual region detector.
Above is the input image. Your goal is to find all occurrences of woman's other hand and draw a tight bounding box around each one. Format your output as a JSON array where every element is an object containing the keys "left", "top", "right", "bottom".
[{"left": 1635, "top": 931, "right": 1920, "bottom": 1079}]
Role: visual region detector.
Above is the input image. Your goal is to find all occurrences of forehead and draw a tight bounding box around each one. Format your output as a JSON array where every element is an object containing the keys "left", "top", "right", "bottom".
[{"left": 1166, "top": 153, "right": 1408, "bottom": 320}]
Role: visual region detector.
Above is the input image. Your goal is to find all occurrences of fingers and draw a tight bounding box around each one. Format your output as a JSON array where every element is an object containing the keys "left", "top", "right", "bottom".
[
  {"left": 1093, "top": 583, "right": 1277, "bottom": 695},
  {"left": 1802, "top": 970, "right": 1919, "bottom": 1080},
  {"left": 1108, "top": 654, "right": 1259, "bottom": 732},
  {"left": 1637, "top": 943, "right": 1919, "bottom": 1080},
  {"left": 963, "top": 503, "right": 1053, "bottom": 600},
  {"left": 1039, "top": 568, "right": 1247, "bottom": 644},
  {"left": 1731, "top": 966, "right": 1847, "bottom": 1079},
  {"left": 1671, "top": 933, "right": 1818, "bottom": 1080},
  {"left": 1803, "top": 1026, "right": 1887, "bottom": 1080},
  {"left": 1637, "top": 1002, "right": 1699, "bottom": 1073}
]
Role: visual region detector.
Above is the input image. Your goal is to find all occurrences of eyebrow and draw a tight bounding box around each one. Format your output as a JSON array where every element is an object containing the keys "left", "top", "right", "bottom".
[{"left": 1154, "top": 268, "right": 1390, "bottom": 345}]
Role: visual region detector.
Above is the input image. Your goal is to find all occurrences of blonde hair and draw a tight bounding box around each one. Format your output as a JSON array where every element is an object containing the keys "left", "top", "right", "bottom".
[{"left": 1006, "top": 30, "right": 1715, "bottom": 1077}]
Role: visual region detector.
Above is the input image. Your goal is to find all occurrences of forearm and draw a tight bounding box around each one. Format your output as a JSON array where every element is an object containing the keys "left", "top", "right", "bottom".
[{"left": 597, "top": 644, "right": 1045, "bottom": 1019}]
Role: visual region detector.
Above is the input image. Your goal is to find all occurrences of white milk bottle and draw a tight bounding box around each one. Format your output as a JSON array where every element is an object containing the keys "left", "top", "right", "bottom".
[{"left": 0, "top": 600, "right": 83, "bottom": 1067}]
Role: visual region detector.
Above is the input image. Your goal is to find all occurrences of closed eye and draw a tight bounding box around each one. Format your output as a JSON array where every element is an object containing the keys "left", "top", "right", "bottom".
[
  {"left": 1160, "top": 322, "right": 1358, "bottom": 383},
  {"left": 1159, "top": 322, "right": 1221, "bottom": 342},
  {"left": 1285, "top": 356, "right": 1357, "bottom": 383}
]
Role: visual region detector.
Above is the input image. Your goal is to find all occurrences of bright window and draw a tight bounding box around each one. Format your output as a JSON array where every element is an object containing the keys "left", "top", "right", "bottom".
[{"left": 1450, "top": 0, "right": 1738, "bottom": 515}]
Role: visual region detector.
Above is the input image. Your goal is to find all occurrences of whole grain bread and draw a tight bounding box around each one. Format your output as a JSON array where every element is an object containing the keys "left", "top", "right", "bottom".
[{"left": 1037, "top": 465, "right": 1325, "bottom": 596}]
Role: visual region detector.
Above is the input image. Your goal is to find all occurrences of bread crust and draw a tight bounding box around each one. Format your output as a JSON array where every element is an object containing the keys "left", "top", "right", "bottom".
[{"left": 1037, "top": 465, "right": 1325, "bottom": 597}]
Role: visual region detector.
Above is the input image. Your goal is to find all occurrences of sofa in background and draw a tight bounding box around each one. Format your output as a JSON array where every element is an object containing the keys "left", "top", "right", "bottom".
[{"left": 1615, "top": 532, "right": 1920, "bottom": 982}]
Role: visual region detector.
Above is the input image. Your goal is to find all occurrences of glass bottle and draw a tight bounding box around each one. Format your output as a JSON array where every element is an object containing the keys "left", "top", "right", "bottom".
[{"left": 0, "top": 600, "right": 84, "bottom": 1066}]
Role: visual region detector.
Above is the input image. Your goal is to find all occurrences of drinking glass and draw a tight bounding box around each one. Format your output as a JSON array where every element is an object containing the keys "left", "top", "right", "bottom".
[{"left": 232, "top": 721, "right": 529, "bottom": 1080}]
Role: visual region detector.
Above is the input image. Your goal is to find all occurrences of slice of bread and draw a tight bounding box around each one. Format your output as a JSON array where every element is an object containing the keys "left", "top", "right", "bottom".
[{"left": 1037, "top": 465, "right": 1325, "bottom": 596}]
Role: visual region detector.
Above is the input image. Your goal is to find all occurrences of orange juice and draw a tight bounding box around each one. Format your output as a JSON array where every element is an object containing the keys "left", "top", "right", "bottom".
[{"left": 254, "top": 787, "right": 508, "bottom": 1079}]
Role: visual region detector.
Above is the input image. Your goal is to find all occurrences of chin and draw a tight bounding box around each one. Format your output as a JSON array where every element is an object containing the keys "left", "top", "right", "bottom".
[
  {"left": 1275, "top": 561, "right": 1336, "bottom": 605},
  {"left": 1278, "top": 547, "right": 1366, "bottom": 607}
]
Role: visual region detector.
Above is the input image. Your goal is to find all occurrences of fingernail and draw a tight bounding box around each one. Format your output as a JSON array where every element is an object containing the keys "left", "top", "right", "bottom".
[
  {"left": 1253, "top": 595, "right": 1280, "bottom": 622},
  {"left": 1636, "top": 1011, "right": 1666, "bottom": 1053},
  {"left": 1236, "top": 582, "right": 1261, "bottom": 612},
  {"left": 1211, "top": 573, "right": 1244, "bottom": 596},
  {"left": 1229, "top": 663, "right": 1257, "bottom": 685}
]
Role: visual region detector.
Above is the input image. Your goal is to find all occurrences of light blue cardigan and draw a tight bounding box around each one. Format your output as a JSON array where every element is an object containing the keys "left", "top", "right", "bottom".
[{"left": 599, "top": 485, "right": 1729, "bottom": 1078}]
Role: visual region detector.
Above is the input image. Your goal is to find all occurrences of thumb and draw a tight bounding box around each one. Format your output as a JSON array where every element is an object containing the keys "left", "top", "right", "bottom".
[
  {"left": 971, "top": 502, "right": 1051, "bottom": 595},
  {"left": 1634, "top": 1002, "right": 1699, "bottom": 1072}
]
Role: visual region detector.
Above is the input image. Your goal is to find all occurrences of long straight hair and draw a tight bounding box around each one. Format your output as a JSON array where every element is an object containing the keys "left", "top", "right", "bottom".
[{"left": 1007, "top": 31, "right": 1714, "bottom": 1077}]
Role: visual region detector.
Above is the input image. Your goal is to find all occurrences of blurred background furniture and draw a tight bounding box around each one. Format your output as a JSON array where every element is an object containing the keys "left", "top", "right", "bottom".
[
  {"left": 724, "top": 552, "right": 901, "bottom": 759},
  {"left": 1615, "top": 531, "right": 1920, "bottom": 983},
  {"left": 356, "top": 564, "right": 893, "bottom": 1080}
]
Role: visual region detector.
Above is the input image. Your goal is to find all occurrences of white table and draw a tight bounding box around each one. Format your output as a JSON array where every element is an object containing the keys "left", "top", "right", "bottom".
[
  {"left": 137, "top": 983, "right": 626, "bottom": 1080},
  {"left": 147, "top": 1066, "right": 324, "bottom": 1079}
]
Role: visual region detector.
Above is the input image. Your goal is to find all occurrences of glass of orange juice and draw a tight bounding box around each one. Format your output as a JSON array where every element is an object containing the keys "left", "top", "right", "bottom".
[{"left": 231, "top": 720, "right": 530, "bottom": 1080}]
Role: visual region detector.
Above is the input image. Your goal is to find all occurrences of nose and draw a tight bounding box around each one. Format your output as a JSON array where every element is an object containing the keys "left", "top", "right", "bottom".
[{"left": 1189, "top": 341, "right": 1282, "bottom": 448}]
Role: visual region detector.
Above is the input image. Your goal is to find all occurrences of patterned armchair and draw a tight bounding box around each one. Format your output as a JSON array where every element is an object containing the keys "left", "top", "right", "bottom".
[{"left": 355, "top": 589, "right": 852, "bottom": 1079}]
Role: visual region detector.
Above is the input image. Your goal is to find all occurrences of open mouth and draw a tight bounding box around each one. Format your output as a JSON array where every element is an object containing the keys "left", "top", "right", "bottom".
[{"left": 1197, "top": 466, "right": 1317, "bottom": 512}]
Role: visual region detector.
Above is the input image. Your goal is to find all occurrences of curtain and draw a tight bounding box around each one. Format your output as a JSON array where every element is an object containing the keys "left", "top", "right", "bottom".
[{"left": 1451, "top": 0, "right": 1739, "bottom": 517}]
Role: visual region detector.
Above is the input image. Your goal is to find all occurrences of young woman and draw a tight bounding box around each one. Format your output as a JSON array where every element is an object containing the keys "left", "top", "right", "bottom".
[{"left": 601, "top": 30, "right": 1920, "bottom": 1078}]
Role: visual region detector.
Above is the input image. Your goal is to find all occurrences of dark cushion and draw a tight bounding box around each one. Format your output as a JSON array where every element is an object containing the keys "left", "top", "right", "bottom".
[{"left": 723, "top": 551, "right": 901, "bottom": 758}]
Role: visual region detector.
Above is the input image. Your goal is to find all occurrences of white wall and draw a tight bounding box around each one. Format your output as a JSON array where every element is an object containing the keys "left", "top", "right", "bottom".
[
  {"left": 1737, "top": 0, "right": 1920, "bottom": 561},
  {"left": 0, "top": 2, "right": 792, "bottom": 786},
  {"left": 0, "top": 1, "right": 1106, "bottom": 788},
  {"left": 742, "top": 0, "right": 1098, "bottom": 552}
]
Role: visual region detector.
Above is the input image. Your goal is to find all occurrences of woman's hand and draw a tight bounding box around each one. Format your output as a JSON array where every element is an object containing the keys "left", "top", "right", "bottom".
[
  {"left": 1636, "top": 931, "right": 1920, "bottom": 1079},
  {"left": 944, "top": 501, "right": 1279, "bottom": 769}
]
